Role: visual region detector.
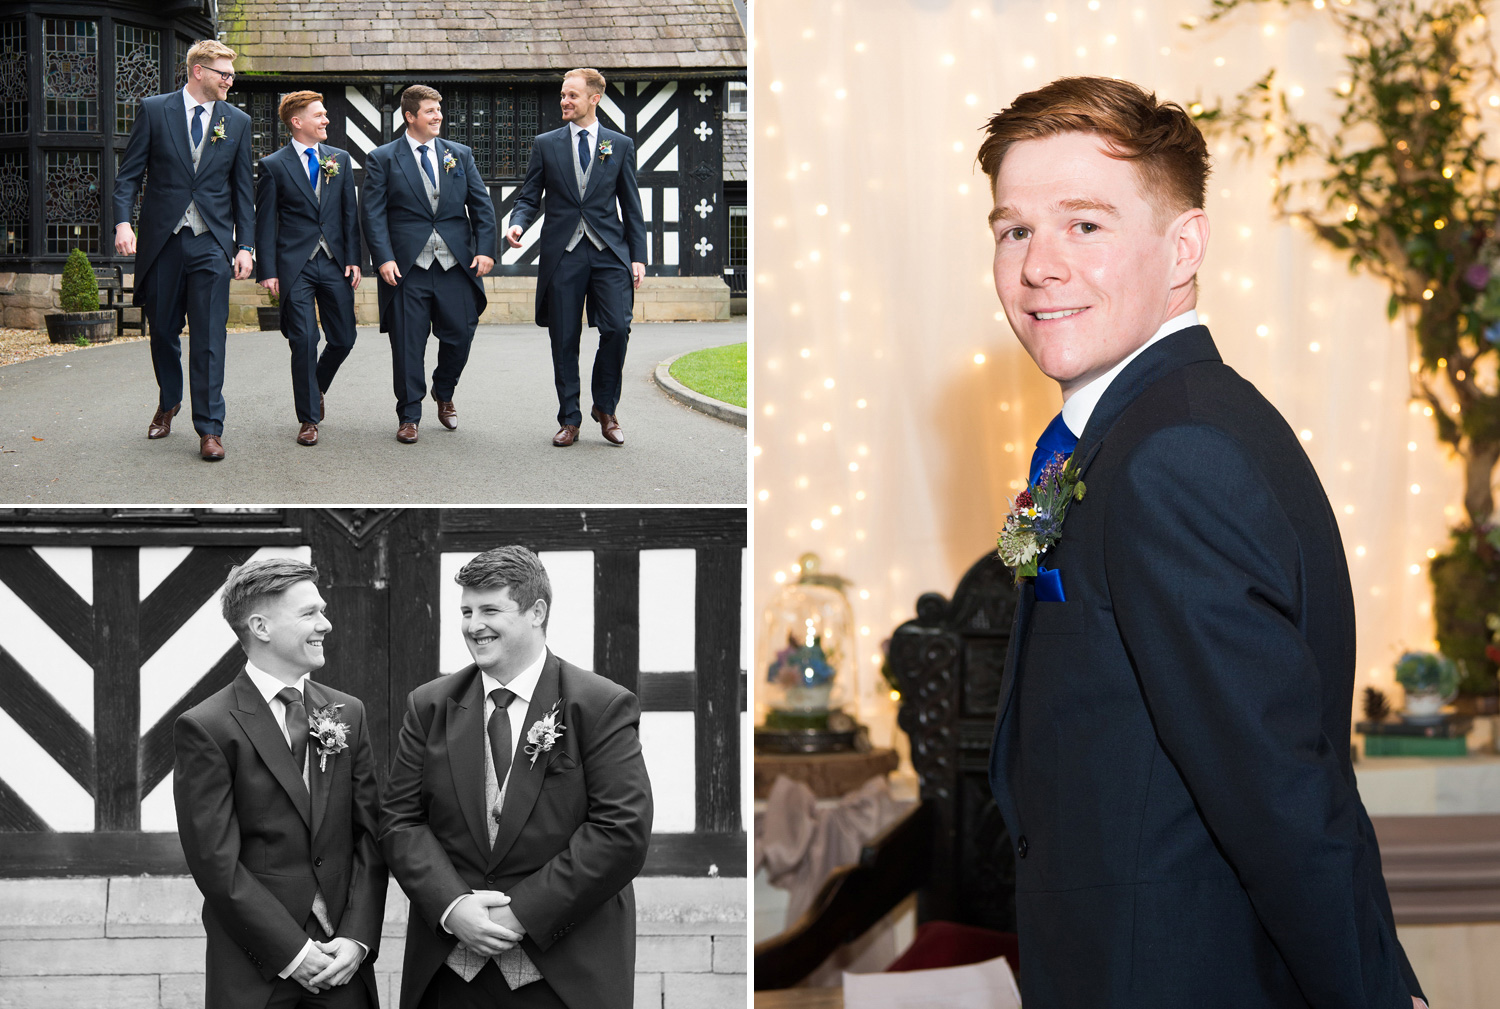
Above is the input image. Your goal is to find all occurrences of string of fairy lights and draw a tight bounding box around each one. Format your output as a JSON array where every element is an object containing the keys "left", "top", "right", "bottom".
[{"left": 753, "top": 1, "right": 1486, "bottom": 750}]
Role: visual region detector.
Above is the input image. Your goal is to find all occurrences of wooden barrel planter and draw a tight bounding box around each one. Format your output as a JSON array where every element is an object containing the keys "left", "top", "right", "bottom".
[
  {"left": 257, "top": 306, "right": 281, "bottom": 331},
  {"left": 44, "top": 310, "right": 116, "bottom": 345}
]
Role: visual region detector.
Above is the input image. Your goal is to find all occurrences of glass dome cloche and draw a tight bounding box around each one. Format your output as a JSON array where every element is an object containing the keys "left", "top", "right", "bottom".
[{"left": 755, "top": 552, "right": 862, "bottom": 753}]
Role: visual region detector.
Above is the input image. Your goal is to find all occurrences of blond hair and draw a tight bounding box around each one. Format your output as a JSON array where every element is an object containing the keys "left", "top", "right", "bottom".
[
  {"left": 564, "top": 68, "right": 606, "bottom": 95},
  {"left": 185, "top": 39, "right": 236, "bottom": 74}
]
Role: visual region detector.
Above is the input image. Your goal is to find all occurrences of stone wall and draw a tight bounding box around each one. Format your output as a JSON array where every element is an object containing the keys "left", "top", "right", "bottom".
[
  {"left": 0, "top": 274, "right": 732, "bottom": 331},
  {"left": 0, "top": 875, "right": 744, "bottom": 1009}
]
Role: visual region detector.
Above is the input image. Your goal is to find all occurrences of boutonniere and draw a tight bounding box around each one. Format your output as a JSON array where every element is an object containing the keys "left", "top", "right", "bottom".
[
  {"left": 997, "top": 454, "right": 1086, "bottom": 584},
  {"left": 523, "top": 700, "right": 566, "bottom": 769},
  {"left": 209, "top": 117, "right": 228, "bottom": 143},
  {"left": 307, "top": 702, "right": 350, "bottom": 772},
  {"left": 442, "top": 150, "right": 458, "bottom": 173},
  {"left": 597, "top": 139, "right": 613, "bottom": 161},
  {"left": 319, "top": 154, "right": 339, "bottom": 180}
]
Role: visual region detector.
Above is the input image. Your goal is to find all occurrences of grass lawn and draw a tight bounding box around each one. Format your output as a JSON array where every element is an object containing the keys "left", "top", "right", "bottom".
[{"left": 669, "top": 341, "right": 747, "bottom": 408}]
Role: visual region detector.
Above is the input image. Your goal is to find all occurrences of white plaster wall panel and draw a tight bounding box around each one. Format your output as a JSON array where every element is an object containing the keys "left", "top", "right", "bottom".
[
  {"left": 0, "top": 703, "right": 93, "bottom": 830},
  {"left": 440, "top": 551, "right": 594, "bottom": 675},
  {"left": 34, "top": 547, "right": 93, "bottom": 605},
  {"left": 639, "top": 549, "right": 696, "bottom": 673},
  {"left": 639, "top": 710, "right": 695, "bottom": 833},
  {"left": 0, "top": 577, "right": 94, "bottom": 732},
  {"left": 139, "top": 772, "right": 176, "bottom": 832},
  {"left": 138, "top": 546, "right": 191, "bottom": 600}
]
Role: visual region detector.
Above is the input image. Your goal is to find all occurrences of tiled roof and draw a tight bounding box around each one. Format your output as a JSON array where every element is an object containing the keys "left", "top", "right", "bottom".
[
  {"left": 221, "top": 0, "right": 747, "bottom": 74},
  {"left": 723, "top": 113, "right": 745, "bottom": 182}
]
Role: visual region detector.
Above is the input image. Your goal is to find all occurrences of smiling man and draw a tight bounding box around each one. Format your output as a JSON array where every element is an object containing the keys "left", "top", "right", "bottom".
[
  {"left": 173, "top": 558, "right": 385, "bottom": 1009},
  {"left": 980, "top": 78, "right": 1425, "bottom": 1009},
  {"left": 380, "top": 545, "right": 651, "bottom": 1009}
]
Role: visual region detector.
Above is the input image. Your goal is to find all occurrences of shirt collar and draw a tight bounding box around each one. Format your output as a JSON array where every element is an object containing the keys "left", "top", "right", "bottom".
[
  {"left": 479, "top": 646, "right": 547, "bottom": 708},
  {"left": 405, "top": 131, "right": 438, "bottom": 157},
  {"left": 1060, "top": 309, "right": 1199, "bottom": 438},
  {"left": 291, "top": 137, "right": 318, "bottom": 159},
  {"left": 183, "top": 86, "right": 210, "bottom": 115},
  {"left": 569, "top": 120, "right": 595, "bottom": 141},
  {"left": 245, "top": 661, "right": 309, "bottom": 705}
]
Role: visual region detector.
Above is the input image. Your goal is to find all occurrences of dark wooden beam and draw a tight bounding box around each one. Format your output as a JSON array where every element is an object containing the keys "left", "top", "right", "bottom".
[
  {"left": 385, "top": 509, "right": 442, "bottom": 782},
  {"left": 638, "top": 671, "right": 695, "bottom": 711},
  {"left": 138, "top": 545, "right": 260, "bottom": 661},
  {"left": 438, "top": 508, "right": 746, "bottom": 551},
  {"left": 0, "top": 775, "right": 50, "bottom": 833},
  {"left": 594, "top": 549, "right": 639, "bottom": 695},
  {"left": 0, "top": 644, "right": 95, "bottom": 796},
  {"left": 694, "top": 546, "right": 742, "bottom": 834},
  {"left": 92, "top": 547, "right": 141, "bottom": 830},
  {"left": 0, "top": 545, "right": 93, "bottom": 664}
]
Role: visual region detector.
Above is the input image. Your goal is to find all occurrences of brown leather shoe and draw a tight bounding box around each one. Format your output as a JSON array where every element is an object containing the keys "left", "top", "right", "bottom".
[
  {"left": 148, "top": 403, "right": 180, "bottom": 439},
  {"left": 552, "top": 424, "right": 580, "bottom": 447},
  {"left": 432, "top": 390, "right": 457, "bottom": 430},
  {"left": 296, "top": 422, "right": 318, "bottom": 446},
  {"left": 396, "top": 421, "right": 419, "bottom": 444},
  {"left": 199, "top": 434, "right": 225, "bottom": 461},
  {"left": 591, "top": 406, "right": 624, "bottom": 446}
]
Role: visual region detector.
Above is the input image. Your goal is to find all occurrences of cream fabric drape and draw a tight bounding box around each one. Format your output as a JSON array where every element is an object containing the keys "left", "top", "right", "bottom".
[{"left": 752, "top": 0, "right": 1467, "bottom": 749}]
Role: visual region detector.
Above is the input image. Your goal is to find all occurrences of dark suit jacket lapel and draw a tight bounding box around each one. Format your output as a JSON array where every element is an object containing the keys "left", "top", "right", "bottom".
[
  {"left": 445, "top": 667, "right": 490, "bottom": 860},
  {"left": 394, "top": 140, "right": 433, "bottom": 216},
  {"left": 581, "top": 129, "right": 606, "bottom": 203},
  {"left": 314, "top": 146, "right": 338, "bottom": 227},
  {"left": 304, "top": 678, "right": 333, "bottom": 843},
  {"left": 195, "top": 101, "right": 228, "bottom": 175},
  {"left": 164, "top": 96, "right": 195, "bottom": 175},
  {"left": 488, "top": 651, "right": 561, "bottom": 869},
  {"left": 284, "top": 143, "right": 318, "bottom": 206},
  {"left": 433, "top": 140, "right": 460, "bottom": 215},
  {"left": 228, "top": 671, "right": 311, "bottom": 829}
]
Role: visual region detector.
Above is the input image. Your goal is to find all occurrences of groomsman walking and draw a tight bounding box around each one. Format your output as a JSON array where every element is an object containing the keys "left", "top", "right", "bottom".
[
  {"left": 255, "top": 91, "right": 363, "bottom": 448},
  {"left": 113, "top": 39, "right": 255, "bottom": 462},
  {"left": 360, "top": 85, "right": 496, "bottom": 444},
  {"left": 508, "top": 68, "right": 647, "bottom": 448}
]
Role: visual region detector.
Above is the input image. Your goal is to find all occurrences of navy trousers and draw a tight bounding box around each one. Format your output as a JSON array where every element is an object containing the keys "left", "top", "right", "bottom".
[
  {"left": 418, "top": 961, "right": 566, "bottom": 1009},
  {"left": 281, "top": 251, "right": 358, "bottom": 423},
  {"left": 386, "top": 263, "right": 477, "bottom": 423},
  {"left": 143, "top": 229, "right": 232, "bottom": 437},
  {"left": 546, "top": 241, "right": 632, "bottom": 427}
]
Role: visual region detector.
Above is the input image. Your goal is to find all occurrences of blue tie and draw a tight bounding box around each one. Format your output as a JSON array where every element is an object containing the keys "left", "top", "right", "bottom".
[
  {"left": 578, "top": 129, "right": 590, "bottom": 172},
  {"left": 306, "top": 147, "right": 319, "bottom": 191},
  {"left": 417, "top": 144, "right": 436, "bottom": 187},
  {"left": 1029, "top": 412, "right": 1079, "bottom": 486},
  {"left": 191, "top": 105, "right": 203, "bottom": 147}
]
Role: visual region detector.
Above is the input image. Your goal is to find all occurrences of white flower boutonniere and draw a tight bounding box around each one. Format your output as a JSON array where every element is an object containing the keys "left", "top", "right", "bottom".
[
  {"left": 442, "top": 150, "right": 458, "bottom": 173},
  {"left": 597, "top": 139, "right": 613, "bottom": 162},
  {"left": 523, "top": 699, "right": 566, "bottom": 769},
  {"left": 319, "top": 154, "right": 339, "bottom": 180},
  {"left": 210, "top": 117, "right": 228, "bottom": 143},
  {"left": 308, "top": 702, "right": 350, "bottom": 772}
]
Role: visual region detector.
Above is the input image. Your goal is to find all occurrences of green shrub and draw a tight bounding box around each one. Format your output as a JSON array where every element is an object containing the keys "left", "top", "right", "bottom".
[
  {"left": 1430, "top": 527, "right": 1500, "bottom": 696},
  {"left": 59, "top": 248, "right": 99, "bottom": 313}
]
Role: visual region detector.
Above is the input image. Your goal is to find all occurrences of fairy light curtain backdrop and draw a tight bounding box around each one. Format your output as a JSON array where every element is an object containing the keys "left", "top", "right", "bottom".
[{"left": 752, "top": 0, "right": 1482, "bottom": 751}]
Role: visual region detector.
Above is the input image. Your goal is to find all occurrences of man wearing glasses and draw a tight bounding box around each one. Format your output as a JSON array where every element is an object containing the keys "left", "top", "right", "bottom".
[{"left": 114, "top": 39, "right": 255, "bottom": 462}]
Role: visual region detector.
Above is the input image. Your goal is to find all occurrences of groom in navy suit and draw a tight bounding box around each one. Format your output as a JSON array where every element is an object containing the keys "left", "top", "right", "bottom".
[
  {"left": 255, "top": 91, "right": 362, "bottom": 448},
  {"left": 508, "top": 68, "right": 647, "bottom": 448},
  {"left": 981, "top": 77, "right": 1426, "bottom": 1008},
  {"left": 361, "top": 85, "right": 496, "bottom": 444},
  {"left": 113, "top": 38, "right": 255, "bottom": 462}
]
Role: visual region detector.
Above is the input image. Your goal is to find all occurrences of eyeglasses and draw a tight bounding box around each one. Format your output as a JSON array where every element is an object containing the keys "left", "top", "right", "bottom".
[{"left": 199, "top": 66, "right": 235, "bottom": 83}]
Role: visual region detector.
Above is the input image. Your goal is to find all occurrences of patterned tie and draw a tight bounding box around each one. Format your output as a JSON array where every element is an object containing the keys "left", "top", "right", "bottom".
[
  {"left": 191, "top": 105, "right": 204, "bottom": 147},
  {"left": 1029, "top": 412, "right": 1079, "bottom": 486},
  {"left": 306, "top": 147, "right": 319, "bottom": 191},
  {"left": 578, "top": 129, "right": 590, "bottom": 172},
  {"left": 276, "top": 687, "right": 309, "bottom": 774},
  {"left": 417, "top": 144, "right": 436, "bottom": 187}
]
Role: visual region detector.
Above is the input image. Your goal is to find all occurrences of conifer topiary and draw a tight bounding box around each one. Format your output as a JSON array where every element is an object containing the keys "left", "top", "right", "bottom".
[{"left": 59, "top": 248, "right": 100, "bottom": 313}]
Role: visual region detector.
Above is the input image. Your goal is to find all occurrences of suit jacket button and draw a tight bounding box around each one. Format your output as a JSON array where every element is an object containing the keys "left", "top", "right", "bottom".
[
  {"left": 314, "top": 856, "right": 324, "bottom": 867},
  {"left": 486, "top": 874, "right": 495, "bottom": 884},
  {"left": 1016, "top": 836, "right": 1029, "bottom": 859}
]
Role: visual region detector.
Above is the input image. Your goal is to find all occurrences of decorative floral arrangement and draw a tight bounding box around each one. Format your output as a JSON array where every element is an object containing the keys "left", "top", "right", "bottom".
[
  {"left": 766, "top": 632, "right": 836, "bottom": 688},
  {"left": 997, "top": 453, "right": 1086, "bottom": 584},
  {"left": 319, "top": 154, "right": 339, "bottom": 180},
  {"left": 209, "top": 117, "right": 227, "bottom": 143},
  {"left": 442, "top": 150, "right": 458, "bottom": 173},
  {"left": 598, "top": 139, "right": 613, "bottom": 161},
  {"left": 1394, "top": 651, "right": 1461, "bottom": 699},
  {"left": 524, "top": 699, "right": 566, "bottom": 769},
  {"left": 307, "top": 702, "right": 350, "bottom": 772}
]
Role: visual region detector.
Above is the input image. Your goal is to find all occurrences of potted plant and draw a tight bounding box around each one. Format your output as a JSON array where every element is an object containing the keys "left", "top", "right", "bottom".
[
  {"left": 44, "top": 248, "right": 115, "bottom": 345},
  {"left": 1394, "top": 651, "right": 1461, "bottom": 721},
  {"left": 257, "top": 288, "right": 281, "bottom": 332}
]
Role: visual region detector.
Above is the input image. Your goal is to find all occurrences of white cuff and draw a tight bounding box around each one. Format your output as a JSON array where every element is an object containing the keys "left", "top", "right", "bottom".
[
  {"left": 438, "top": 892, "right": 473, "bottom": 933},
  {"left": 278, "top": 938, "right": 317, "bottom": 979}
]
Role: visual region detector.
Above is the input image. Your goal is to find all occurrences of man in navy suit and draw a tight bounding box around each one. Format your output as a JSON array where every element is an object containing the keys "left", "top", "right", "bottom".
[
  {"left": 255, "top": 91, "right": 362, "bottom": 448},
  {"left": 981, "top": 77, "right": 1426, "bottom": 1008},
  {"left": 360, "top": 85, "right": 496, "bottom": 444},
  {"left": 113, "top": 39, "right": 255, "bottom": 462},
  {"left": 508, "top": 69, "right": 647, "bottom": 448}
]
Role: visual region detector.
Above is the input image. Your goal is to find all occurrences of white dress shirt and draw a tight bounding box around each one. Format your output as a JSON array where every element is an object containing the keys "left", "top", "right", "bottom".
[
  {"left": 290, "top": 137, "right": 321, "bottom": 190},
  {"left": 1059, "top": 309, "right": 1199, "bottom": 438},
  {"left": 404, "top": 131, "right": 440, "bottom": 195},
  {"left": 438, "top": 646, "right": 549, "bottom": 933},
  {"left": 568, "top": 119, "right": 598, "bottom": 165},
  {"left": 182, "top": 86, "right": 213, "bottom": 142},
  {"left": 242, "top": 663, "right": 366, "bottom": 976}
]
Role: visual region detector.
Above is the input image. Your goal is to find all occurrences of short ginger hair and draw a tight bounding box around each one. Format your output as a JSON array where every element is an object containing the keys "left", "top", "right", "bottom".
[
  {"left": 977, "top": 76, "right": 1210, "bottom": 229},
  {"left": 278, "top": 91, "right": 324, "bottom": 128},
  {"left": 564, "top": 68, "right": 607, "bottom": 95}
]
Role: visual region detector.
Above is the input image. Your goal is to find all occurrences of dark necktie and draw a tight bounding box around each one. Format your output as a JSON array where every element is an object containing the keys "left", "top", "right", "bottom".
[
  {"left": 306, "top": 147, "right": 319, "bottom": 191},
  {"left": 191, "top": 105, "right": 204, "bottom": 148},
  {"left": 1029, "top": 412, "right": 1079, "bottom": 486},
  {"left": 276, "top": 686, "right": 309, "bottom": 774},
  {"left": 417, "top": 143, "right": 436, "bottom": 187},
  {"left": 488, "top": 687, "right": 516, "bottom": 789},
  {"left": 578, "top": 129, "right": 590, "bottom": 172}
]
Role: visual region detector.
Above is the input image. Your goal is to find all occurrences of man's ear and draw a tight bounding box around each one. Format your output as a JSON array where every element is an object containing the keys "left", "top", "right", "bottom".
[
  {"left": 246, "top": 612, "right": 272, "bottom": 644},
  {"left": 1170, "top": 207, "right": 1210, "bottom": 290},
  {"left": 530, "top": 599, "right": 548, "bottom": 628}
]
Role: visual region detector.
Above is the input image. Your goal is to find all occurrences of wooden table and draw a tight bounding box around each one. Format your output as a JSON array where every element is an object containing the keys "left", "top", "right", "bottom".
[
  {"left": 754, "top": 748, "right": 899, "bottom": 799},
  {"left": 755, "top": 988, "right": 844, "bottom": 1009}
]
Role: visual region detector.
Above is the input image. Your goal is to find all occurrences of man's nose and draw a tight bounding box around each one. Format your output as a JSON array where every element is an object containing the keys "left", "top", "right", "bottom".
[{"left": 1021, "top": 235, "right": 1066, "bottom": 287}]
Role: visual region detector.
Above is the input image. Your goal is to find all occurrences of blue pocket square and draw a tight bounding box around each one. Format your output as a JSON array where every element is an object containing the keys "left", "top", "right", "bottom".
[{"left": 1035, "top": 565, "right": 1066, "bottom": 602}]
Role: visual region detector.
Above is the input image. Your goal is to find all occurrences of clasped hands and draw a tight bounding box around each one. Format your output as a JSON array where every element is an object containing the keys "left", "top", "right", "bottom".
[
  {"left": 447, "top": 889, "right": 525, "bottom": 956},
  {"left": 288, "top": 936, "right": 365, "bottom": 994}
]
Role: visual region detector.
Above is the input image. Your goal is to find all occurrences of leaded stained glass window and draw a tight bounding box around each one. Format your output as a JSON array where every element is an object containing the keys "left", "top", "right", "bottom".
[
  {"left": 115, "top": 25, "right": 161, "bottom": 136},
  {"left": 44, "top": 19, "right": 99, "bottom": 133},
  {"left": 45, "top": 150, "right": 100, "bottom": 254},
  {"left": 175, "top": 36, "right": 191, "bottom": 91},
  {"left": 0, "top": 21, "right": 25, "bottom": 136},
  {"left": 0, "top": 152, "right": 27, "bottom": 255},
  {"left": 411, "top": 86, "right": 540, "bottom": 180}
]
